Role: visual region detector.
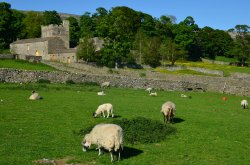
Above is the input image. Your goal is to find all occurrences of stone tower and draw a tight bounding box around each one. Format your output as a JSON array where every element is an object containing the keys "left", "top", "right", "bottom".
[{"left": 41, "top": 20, "right": 69, "bottom": 49}]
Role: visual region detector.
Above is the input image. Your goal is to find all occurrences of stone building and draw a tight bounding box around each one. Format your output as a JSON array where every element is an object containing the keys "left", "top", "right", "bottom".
[{"left": 10, "top": 20, "right": 77, "bottom": 63}]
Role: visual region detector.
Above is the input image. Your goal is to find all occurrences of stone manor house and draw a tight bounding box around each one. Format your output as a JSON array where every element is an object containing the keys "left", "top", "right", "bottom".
[{"left": 10, "top": 20, "right": 77, "bottom": 63}]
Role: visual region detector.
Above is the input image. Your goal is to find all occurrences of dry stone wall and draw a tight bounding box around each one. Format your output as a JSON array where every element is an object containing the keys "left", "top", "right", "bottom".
[{"left": 0, "top": 68, "right": 249, "bottom": 96}]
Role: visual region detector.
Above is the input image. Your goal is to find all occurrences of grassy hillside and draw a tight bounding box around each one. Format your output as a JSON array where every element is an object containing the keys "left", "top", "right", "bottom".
[{"left": 0, "top": 83, "right": 249, "bottom": 164}]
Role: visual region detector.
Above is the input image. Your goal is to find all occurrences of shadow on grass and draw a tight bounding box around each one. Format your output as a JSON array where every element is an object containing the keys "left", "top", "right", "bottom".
[
  {"left": 112, "top": 115, "right": 122, "bottom": 118},
  {"left": 173, "top": 117, "right": 185, "bottom": 124},
  {"left": 122, "top": 146, "right": 143, "bottom": 159}
]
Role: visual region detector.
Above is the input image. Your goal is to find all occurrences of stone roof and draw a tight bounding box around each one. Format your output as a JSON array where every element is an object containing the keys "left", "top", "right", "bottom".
[{"left": 11, "top": 37, "right": 61, "bottom": 44}]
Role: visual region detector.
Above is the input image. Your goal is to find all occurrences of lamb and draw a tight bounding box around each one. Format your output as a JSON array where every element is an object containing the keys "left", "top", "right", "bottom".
[
  {"left": 82, "top": 123, "right": 123, "bottom": 162},
  {"left": 149, "top": 92, "right": 157, "bottom": 96},
  {"left": 145, "top": 87, "right": 152, "bottom": 93},
  {"left": 28, "top": 90, "right": 42, "bottom": 100},
  {"left": 97, "top": 91, "right": 106, "bottom": 96},
  {"left": 93, "top": 103, "right": 114, "bottom": 118},
  {"left": 101, "top": 82, "right": 110, "bottom": 88},
  {"left": 241, "top": 100, "right": 248, "bottom": 109},
  {"left": 160, "top": 101, "right": 176, "bottom": 124}
]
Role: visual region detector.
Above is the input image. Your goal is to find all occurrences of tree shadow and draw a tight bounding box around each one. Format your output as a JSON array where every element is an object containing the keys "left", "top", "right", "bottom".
[
  {"left": 122, "top": 146, "right": 143, "bottom": 159},
  {"left": 173, "top": 117, "right": 185, "bottom": 124}
]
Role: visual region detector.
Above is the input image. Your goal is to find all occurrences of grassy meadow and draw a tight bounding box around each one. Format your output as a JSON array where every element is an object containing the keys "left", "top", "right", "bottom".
[{"left": 0, "top": 83, "right": 250, "bottom": 165}]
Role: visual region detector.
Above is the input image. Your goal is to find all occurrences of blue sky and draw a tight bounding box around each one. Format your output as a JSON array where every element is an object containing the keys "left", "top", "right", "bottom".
[{"left": 3, "top": 0, "right": 250, "bottom": 30}]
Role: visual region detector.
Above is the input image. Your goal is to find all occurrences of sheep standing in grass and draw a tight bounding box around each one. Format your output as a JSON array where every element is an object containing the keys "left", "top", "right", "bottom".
[
  {"left": 93, "top": 103, "right": 114, "bottom": 118},
  {"left": 145, "top": 87, "right": 152, "bottom": 93},
  {"left": 101, "top": 82, "right": 110, "bottom": 88},
  {"left": 161, "top": 101, "right": 176, "bottom": 124},
  {"left": 82, "top": 124, "right": 123, "bottom": 162},
  {"left": 29, "top": 90, "right": 42, "bottom": 100},
  {"left": 241, "top": 100, "right": 248, "bottom": 109}
]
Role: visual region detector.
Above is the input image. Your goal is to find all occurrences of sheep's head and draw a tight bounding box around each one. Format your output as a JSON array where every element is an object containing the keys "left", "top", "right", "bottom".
[
  {"left": 82, "top": 134, "right": 91, "bottom": 152},
  {"left": 93, "top": 112, "right": 97, "bottom": 118}
]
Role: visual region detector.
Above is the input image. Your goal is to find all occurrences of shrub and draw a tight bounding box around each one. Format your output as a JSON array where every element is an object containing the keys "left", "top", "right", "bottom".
[
  {"left": 75, "top": 117, "right": 176, "bottom": 144},
  {"left": 66, "top": 79, "right": 75, "bottom": 84},
  {"left": 37, "top": 79, "right": 50, "bottom": 84}
]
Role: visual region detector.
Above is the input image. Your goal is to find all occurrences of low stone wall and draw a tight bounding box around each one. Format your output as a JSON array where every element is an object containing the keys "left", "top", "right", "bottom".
[
  {"left": 0, "top": 54, "right": 15, "bottom": 59},
  {"left": 0, "top": 68, "right": 249, "bottom": 96}
]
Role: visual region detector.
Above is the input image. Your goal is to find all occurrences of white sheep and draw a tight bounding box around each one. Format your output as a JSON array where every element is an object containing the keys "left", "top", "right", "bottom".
[
  {"left": 145, "top": 87, "right": 152, "bottom": 93},
  {"left": 160, "top": 101, "right": 176, "bottom": 124},
  {"left": 28, "top": 90, "right": 42, "bottom": 100},
  {"left": 82, "top": 123, "right": 123, "bottom": 162},
  {"left": 101, "top": 82, "right": 110, "bottom": 88},
  {"left": 181, "top": 93, "right": 192, "bottom": 99},
  {"left": 93, "top": 103, "right": 114, "bottom": 118},
  {"left": 97, "top": 91, "right": 106, "bottom": 96},
  {"left": 149, "top": 92, "right": 157, "bottom": 96},
  {"left": 241, "top": 100, "right": 248, "bottom": 109}
]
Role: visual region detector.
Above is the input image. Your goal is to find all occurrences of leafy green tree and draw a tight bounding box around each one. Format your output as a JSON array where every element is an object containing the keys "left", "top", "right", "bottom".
[
  {"left": 173, "top": 16, "right": 199, "bottom": 60},
  {"left": 79, "top": 12, "right": 94, "bottom": 37},
  {"left": 137, "top": 12, "right": 157, "bottom": 37},
  {"left": 142, "top": 37, "right": 161, "bottom": 67},
  {"left": 197, "top": 26, "right": 233, "bottom": 59},
  {"left": 76, "top": 37, "right": 96, "bottom": 61},
  {"left": 22, "top": 11, "right": 43, "bottom": 38},
  {"left": 67, "top": 17, "right": 80, "bottom": 47},
  {"left": 11, "top": 10, "right": 25, "bottom": 39},
  {"left": 0, "top": 2, "right": 13, "bottom": 49},
  {"left": 42, "top": 10, "right": 62, "bottom": 25},
  {"left": 155, "top": 15, "right": 174, "bottom": 40},
  {"left": 160, "top": 38, "right": 187, "bottom": 65},
  {"left": 230, "top": 25, "right": 250, "bottom": 65}
]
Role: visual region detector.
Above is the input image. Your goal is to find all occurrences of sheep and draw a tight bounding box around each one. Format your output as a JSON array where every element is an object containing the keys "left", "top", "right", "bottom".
[
  {"left": 28, "top": 90, "right": 42, "bottom": 100},
  {"left": 241, "top": 100, "right": 248, "bottom": 109},
  {"left": 82, "top": 123, "right": 123, "bottom": 162},
  {"left": 101, "top": 82, "right": 110, "bottom": 88},
  {"left": 181, "top": 93, "right": 192, "bottom": 99},
  {"left": 93, "top": 103, "right": 114, "bottom": 118},
  {"left": 145, "top": 87, "right": 152, "bottom": 93},
  {"left": 160, "top": 101, "right": 176, "bottom": 124},
  {"left": 97, "top": 91, "right": 106, "bottom": 96},
  {"left": 149, "top": 92, "right": 157, "bottom": 96}
]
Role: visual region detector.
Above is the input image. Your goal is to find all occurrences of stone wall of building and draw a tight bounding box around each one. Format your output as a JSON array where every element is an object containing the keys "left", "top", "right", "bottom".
[
  {"left": 10, "top": 41, "right": 48, "bottom": 59},
  {"left": 0, "top": 68, "right": 249, "bottom": 96},
  {"left": 41, "top": 20, "right": 69, "bottom": 49}
]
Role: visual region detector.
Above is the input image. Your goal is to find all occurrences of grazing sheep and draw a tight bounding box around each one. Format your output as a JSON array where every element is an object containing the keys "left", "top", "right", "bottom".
[
  {"left": 93, "top": 103, "right": 114, "bottom": 118},
  {"left": 82, "top": 123, "right": 123, "bottom": 162},
  {"left": 149, "top": 92, "right": 157, "bottom": 96},
  {"left": 160, "top": 101, "right": 176, "bottom": 124},
  {"left": 97, "top": 91, "right": 106, "bottom": 96},
  {"left": 145, "top": 87, "right": 152, "bottom": 93},
  {"left": 241, "top": 100, "right": 248, "bottom": 109},
  {"left": 101, "top": 82, "right": 110, "bottom": 88},
  {"left": 29, "top": 90, "right": 42, "bottom": 100}
]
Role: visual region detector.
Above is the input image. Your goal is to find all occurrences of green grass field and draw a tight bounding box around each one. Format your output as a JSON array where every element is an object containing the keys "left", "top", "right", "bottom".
[
  {"left": 0, "top": 83, "right": 249, "bottom": 165},
  {"left": 0, "top": 59, "right": 56, "bottom": 71}
]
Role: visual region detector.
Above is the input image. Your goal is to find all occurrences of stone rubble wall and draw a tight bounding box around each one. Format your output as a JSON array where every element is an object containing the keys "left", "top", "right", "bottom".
[{"left": 0, "top": 68, "right": 249, "bottom": 96}]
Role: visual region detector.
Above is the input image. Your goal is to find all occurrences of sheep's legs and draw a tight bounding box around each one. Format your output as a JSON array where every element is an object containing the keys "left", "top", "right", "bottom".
[
  {"left": 110, "top": 152, "right": 114, "bottom": 162},
  {"left": 107, "top": 111, "right": 110, "bottom": 118},
  {"left": 102, "top": 112, "right": 105, "bottom": 118},
  {"left": 98, "top": 148, "right": 102, "bottom": 156}
]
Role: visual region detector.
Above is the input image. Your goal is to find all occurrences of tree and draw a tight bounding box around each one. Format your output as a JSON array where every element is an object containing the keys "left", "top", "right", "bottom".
[
  {"left": 0, "top": 2, "right": 13, "bottom": 49},
  {"left": 230, "top": 25, "right": 250, "bottom": 65},
  {"left": 160, "top": 38, "right": 187, "bottom": 66},
  {"left": 67, "top": 17, "right": 80, "bottom": 47},
  {"left": 76, "top": 36, "right": 96, "bottom": 62},
  {"left": 79, "top": 12, "right": 94, "bottom": 37},
  {"left": 22, "top": 11, "right": 43, "bottom": 38},
  {"left": 142, "top": 37, "right": 161, "bottom": 68},
  {"left": 197, "top": 26, "right": 233, "bottom": 59},
  {"left": 42, "top": 10, "right": 62, "bottom": 25}
]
